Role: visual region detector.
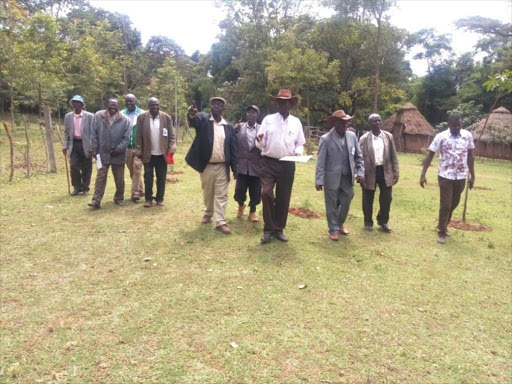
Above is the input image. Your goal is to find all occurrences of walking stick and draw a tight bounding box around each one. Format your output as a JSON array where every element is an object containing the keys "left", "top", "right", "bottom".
[{"left": 54, "top": 123, "right": 71, "bottom": 195}]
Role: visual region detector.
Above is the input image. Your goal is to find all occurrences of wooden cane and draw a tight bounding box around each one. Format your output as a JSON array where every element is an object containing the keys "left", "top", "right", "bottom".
[{"left": 54, "top": 123, "right": 71, "bottom": 195}]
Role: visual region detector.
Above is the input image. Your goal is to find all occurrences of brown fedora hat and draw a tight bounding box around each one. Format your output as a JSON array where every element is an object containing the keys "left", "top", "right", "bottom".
[
  {"left": 326, "top": 110, "right": 353, "bottom": 127},
  {"left": 269, "top": 89, "right": 299, "bottom": 105}
]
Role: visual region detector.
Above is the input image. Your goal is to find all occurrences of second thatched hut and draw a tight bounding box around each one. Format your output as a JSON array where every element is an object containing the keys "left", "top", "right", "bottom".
[
  {"left": 382, "top": 102, "right": 435, "bottom": 153},
  {"left": 470, "top": 107, "right": 512, "bottom": 160}
]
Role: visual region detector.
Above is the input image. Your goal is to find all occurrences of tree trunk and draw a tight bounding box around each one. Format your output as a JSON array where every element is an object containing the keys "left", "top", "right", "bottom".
[
  {"left": 39, "top": 122, "right": 49, "bottom": 169},
  {"left": 2, "top": 121, "right": 14, "bottom": 181},
  {"left": 372, "top": 4, "right": 384, "bottom": 113},
  {"left": 44, "top": 107, "right": 57, "bottom": 173},
  {"left": 9, "top": 82, "right": 15, "bottom": 132},
  {"left": 22, "top": 116, "right": 31, "bottom": 177}
]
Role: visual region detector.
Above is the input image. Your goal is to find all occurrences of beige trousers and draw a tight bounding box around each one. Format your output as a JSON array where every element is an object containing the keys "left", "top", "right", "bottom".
[
  {"left": 126, "top": 148, "right": 144, "bottom": 198},
  {"left": 200, "top": 163, "right": 229, "bottom": 226}
]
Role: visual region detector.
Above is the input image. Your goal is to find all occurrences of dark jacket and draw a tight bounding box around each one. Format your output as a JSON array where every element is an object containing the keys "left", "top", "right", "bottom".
[
  {"left": 135, "top": 111, "right": 176, "bottom": 164},
  {"left": 63, "top": 110, "right": 94, "bottom": 158},
  {"left": 235, "top": 122, "right": 261, "bottom": 177},
  {"left": 185, "top": 112, "right": 238, "bottom": 180}
]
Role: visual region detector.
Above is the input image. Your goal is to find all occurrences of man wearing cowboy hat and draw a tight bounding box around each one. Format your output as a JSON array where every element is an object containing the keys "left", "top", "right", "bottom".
[
  {"left": 359, "top": 113, "right": 399, "bottom": 232},
  {"left": 186, "top": 97, "right": 238, "bottom": 234},
  {"left": 233, "top": 105, "right": 262, "bottom": 222},
  {"left": 315, "top": 110, "right": 365, "bottom": 241},
  {"left": 62, "top": 95, "right": 94, "bottom": 195},
  {"left": 256, "top": 89, "right": 305, "bottom": 244}
]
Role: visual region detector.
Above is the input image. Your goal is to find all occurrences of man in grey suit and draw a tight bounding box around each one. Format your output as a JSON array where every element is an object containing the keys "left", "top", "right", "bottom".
[
  {"left": 88, "top": 98, "right": 131, "bottom": 209},
  {"left": 315, "top": 110, "right": 365, "bottom": 241},
  {"left": 62, "top": 95, "right": 94, "bottom": 195}
]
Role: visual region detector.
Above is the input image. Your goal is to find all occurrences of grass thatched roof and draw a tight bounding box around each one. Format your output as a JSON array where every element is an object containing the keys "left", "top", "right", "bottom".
[
  {"left": 382, "top": 102, "right": 435, "bottom": 136},
  {"left": 470, "top": 107, "right": 512, "bottom": 143}
]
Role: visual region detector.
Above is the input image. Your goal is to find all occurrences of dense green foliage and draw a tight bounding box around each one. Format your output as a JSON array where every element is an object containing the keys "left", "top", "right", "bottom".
[{"left": 1, "top": 0, "right": 511, "bottom": 129}]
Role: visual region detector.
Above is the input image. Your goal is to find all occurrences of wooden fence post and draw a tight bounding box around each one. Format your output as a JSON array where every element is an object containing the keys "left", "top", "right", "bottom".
[
  {"left": 43, "top": 106, "right": 57, "bottom": 173},
  {"left": 2, "top": 121, "right": 14, "bottom": 181},
  {"left": 22, "top": 116, "right": 31, "bottom": 177}
]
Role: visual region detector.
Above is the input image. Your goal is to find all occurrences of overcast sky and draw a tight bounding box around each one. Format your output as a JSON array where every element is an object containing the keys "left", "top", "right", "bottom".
[{"left": 90, "top": 0, "right": 512, "bottom": 76}]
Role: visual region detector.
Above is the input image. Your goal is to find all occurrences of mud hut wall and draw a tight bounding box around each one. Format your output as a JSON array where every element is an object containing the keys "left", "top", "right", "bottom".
[{"left": 473, "top": 141, "right": 512, "bottom": 160}]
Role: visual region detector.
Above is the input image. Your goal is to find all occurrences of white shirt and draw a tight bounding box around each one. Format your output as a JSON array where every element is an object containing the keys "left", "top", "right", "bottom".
[
  {"left": 150, "top": 115, "right": 162, "bottom": 155},
  {"left": 256, "top": 113, "right": 305, "bottom": 159},
  {"left": 209, "top": 115, "right": 226, "bottom": 163},
  {"left": 371, "top": 132, "right": 385, "bottom": 166},
  {"left": 428, "top": 129, "right": 475, "bottom": 180}
]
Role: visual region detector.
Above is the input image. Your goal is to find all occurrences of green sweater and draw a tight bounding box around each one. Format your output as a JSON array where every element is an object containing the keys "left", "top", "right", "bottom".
[{"left": 121, "top": 107, "right": 144, "bottom": 149}]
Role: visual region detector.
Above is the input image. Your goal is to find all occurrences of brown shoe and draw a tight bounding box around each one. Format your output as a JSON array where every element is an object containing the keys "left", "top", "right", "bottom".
[
  {"left": 201, "top": 215, "right": 212, "bottom": 224},
  {"left": 340, "top": 226, "right": 349, "bottom": 235},
  {"left": 156, "top": 201, "right": 164, "bottom": 207},
  {"left": 329, "top": 232, "right": 339, "bottom": 241},
  {"left": 236, "top": 204, "right": 246, "bottom": 218},
  {"left": 248, "top": 212, "right": 259, "bottom": 222},
  {"left": 143, "top": 200, "right": 152, "bottom": 208},
  {"left": 216, "top": 224, "right": 231, "bottom": 234},
  {"left": 437, "top": 235, "right": 446, "bottom": 244},
  {"left": 131, "top": 196, "right": 140, "bottom": 203}
]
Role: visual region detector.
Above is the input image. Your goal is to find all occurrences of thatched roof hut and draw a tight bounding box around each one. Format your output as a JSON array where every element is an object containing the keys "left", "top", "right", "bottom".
[
  {"left": 470, "top": 107, "right": 512, "bottom": 143},
  {"left": 382, "top": 102, "right": 435, "bottom": 152},
  {"left": 382, "top": 102, "right": 435, "bottom": 135}
]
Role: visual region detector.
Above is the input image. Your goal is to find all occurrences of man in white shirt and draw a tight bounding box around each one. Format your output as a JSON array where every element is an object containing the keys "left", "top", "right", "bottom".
[
  {"left": 359, "top": 114, "right": 399, "bottom": 232},
  {"left": 420, "top": 114, "right": 475, "bottom": 244},
  {"left": 256, "top": 89, "right": 305, "bottom": 244}
]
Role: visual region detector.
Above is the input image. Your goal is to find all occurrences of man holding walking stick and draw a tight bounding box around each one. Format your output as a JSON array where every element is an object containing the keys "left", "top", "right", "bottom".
[{"left": 62, "top": 95, "right": 94, "bottom": 196}]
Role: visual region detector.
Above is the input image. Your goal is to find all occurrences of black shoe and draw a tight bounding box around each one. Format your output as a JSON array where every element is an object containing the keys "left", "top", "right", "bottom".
[
  {"left": 114, "top": 200, "right": 125, "bottom": 206},
  {"left": 260, "top": 233, "right": 272, "bottom": 244},
  {"left": 364, "top": 225, "right": 373, "bottom": 231},
  {"left": 71, "top": 189, "right": 81, "bottom": 196},
  {"left": 380, "top": 223, "right": 392, "bottom": 233},
  {"left": 88, "top": 201, "right": 100, "bottom": 209},
  {"left": 274, "top": 232, "right": 288, "bottom": 242},
  {"left": 82, "top": 189, "right": 89, "bottom": 196}
]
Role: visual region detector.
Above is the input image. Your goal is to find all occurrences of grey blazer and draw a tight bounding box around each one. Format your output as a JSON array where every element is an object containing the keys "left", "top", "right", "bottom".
[
  {"left": 236, "top": 122, "right": 261, "bottom": 177},
  {"left": 90, "top": 111, "right": 131, "bottom": 165},
  {"left": 315, "top": 129, "right": 365, "bottom": 190},
  {"left": 63, "top": 111, "right": 94, "bottom": 158}
]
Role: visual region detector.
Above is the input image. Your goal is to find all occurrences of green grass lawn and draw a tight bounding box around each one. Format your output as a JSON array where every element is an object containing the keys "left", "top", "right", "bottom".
[{"left": 1, "top": 122, "right": 511, "bottom": 383}]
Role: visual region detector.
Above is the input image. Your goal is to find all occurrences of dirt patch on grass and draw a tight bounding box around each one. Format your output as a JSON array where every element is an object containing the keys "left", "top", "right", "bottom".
[
  {"left": 166, "top": 178, "right": 180, "bottom": 184},
  {"left": 169, "top": 170, "right": 184, "bottom": 175},
  {"left": 472, "top": 186, "right": 493, "bottom": 191},
  {"left": 449, "top": 219, "right": 492, "bottom": 232},
  {"left": 289, "top": 207, "right": 322, "bottom": 219}
]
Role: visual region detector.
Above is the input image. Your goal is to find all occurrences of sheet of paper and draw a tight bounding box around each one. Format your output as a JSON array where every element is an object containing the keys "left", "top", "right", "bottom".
[
  {"left": 279, "top": 155, "right": 312, "bottom": 163},
  {"left": 96, "top": 154, "right": 103, "bottom": 169}
]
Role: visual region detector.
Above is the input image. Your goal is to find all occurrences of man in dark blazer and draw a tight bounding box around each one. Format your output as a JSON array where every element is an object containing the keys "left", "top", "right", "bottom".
[
  {"left": 315, "top": 110, "right": 365, "bottom": 241},
  {"left": 62, "top": 95, "right": 94, "bottom": 196},
  {"left": 186, "top": 97, "right": 237, "bottom": 234},
  {"left": 135, "top": 97, "right": 176, "bottom": 207},
  {"left": 233, "top": 105, "right": 262, "bottom": 222}
]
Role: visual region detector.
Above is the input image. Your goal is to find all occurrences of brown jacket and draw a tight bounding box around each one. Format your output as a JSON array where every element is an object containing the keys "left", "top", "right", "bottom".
[
  {"left": 359, "top": 130, "right": 399, "bottom": 190},
  {"left": 135, "top": 111, "right": 176, "bottom": 164}
]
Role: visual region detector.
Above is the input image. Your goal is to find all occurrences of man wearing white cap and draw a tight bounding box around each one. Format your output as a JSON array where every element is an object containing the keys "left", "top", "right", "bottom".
[
  {"left": 186, "top": 97, "right": 238, "bottom": 234},
  {"left": 62, "top": 95, "right": 94, "bottom": 195}
]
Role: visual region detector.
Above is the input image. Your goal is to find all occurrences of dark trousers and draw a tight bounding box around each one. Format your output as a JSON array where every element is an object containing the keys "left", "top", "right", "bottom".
[
  {"left": 234, "top": 174, "right": 261, "bottom": 213},
  {"left": 70, "top": 139, "right": 92, "bottom": 192},
  {"left": 91, "top": 163, "right": 125, "bottom": 205},
  {"left": 144, "top": 155, "right": 167, "bottom": 203},
  {"left": 260, "top": 156, "right": 295, "bottom": 233},
  {"left": 362, "top": 166, "right": 392, "bottom": 226},
  {"left": 438, "top": 176, "right": 466, "bottom": 235}
]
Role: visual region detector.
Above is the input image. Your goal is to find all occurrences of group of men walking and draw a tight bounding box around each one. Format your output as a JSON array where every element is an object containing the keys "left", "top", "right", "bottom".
[{"left": 63, "top": 88, "right": 475, "bottom": 245}]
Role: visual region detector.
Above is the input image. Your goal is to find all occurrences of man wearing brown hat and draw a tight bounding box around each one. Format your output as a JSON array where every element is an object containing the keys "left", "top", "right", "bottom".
[
  {"left": 256, "top": 89, "right": 305, "bottom": 244},
  {"left": 186, "top": 97, "right": 238, "bottom": 234},
  {"left": 315, "top": 110, "right": 365, "bottom": 241},
  {"left": 234, "top": 105, "right": 262, "bottom": 222}
]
